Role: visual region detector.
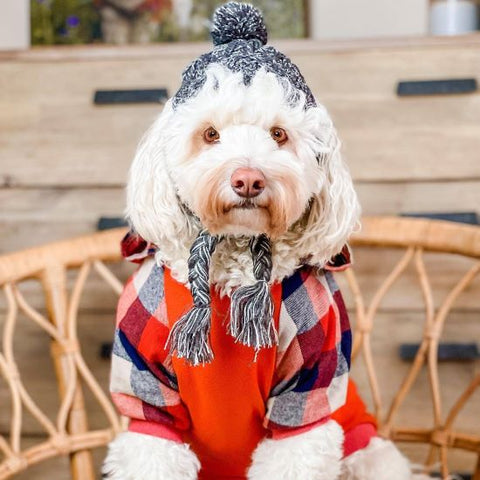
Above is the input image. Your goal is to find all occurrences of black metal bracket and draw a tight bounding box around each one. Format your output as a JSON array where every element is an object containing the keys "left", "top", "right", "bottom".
[
  {"left": 94, "top": 88, "right": 168, "bottom": 105},
  {"left": 397, "top": 78, "right": 477, "bottom": 97}
]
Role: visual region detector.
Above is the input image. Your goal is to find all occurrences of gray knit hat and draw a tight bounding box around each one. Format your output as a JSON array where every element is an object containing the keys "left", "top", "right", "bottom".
[
  {"left": 168, "top": 2, "right": 314, "bottom": 366},
  {"left": 172, "top": 1, "right": 316, "bottom": 109}
]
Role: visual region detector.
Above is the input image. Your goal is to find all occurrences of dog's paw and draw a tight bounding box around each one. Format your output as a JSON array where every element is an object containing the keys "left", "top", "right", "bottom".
[
  {"left": 102, "top": 432, "right": 200, "bottom": 480},
  {"left": 248, "top": 420, "right": 344, "bottom": 480},
  {"left": 340, "top": 437, "right": 414, "bottom": 480}
]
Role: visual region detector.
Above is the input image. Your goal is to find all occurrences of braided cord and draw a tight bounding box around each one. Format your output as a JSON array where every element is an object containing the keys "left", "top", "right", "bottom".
[
  {"left": 250, "top": 234, "right": 272, "bottom": 282},
  {"left": 168, "top": 231, "right": 220, "bottom": 366},
  {"left": 230, "top": 234, "right": 277, "bottom": 353},
  {"left": 188, "top": 231, "right": 219, "bottom": 307}
]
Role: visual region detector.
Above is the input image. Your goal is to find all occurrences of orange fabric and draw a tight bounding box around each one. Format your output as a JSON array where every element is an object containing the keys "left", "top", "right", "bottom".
[
  {"left": 164, "top": 269, "right": 282, "bottom": 479},
  {"left": 343, "top": 423, "right": 377, "bottom": 457},
  {"left": 331, "top": 379, "right": 377, "bottom": 434}
]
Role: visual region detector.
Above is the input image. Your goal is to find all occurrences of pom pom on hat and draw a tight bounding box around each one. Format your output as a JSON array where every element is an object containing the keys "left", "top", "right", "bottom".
[{"left": 211, "top": 2, "right": 268, "bottom": 47}]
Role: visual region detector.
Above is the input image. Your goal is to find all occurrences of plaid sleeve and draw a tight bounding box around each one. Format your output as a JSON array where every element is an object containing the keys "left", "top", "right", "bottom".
[
  {"left": 110, "top": 257, "right": 190, "bottom": 440},
  {"left": 264, "top": 267, "right": 351, "bottom": 433}
]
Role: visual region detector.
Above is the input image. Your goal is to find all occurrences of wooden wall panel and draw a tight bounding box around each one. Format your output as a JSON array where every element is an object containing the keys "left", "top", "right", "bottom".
[{"left": 1, "top": 38, "right": 480, "bottom": 186}]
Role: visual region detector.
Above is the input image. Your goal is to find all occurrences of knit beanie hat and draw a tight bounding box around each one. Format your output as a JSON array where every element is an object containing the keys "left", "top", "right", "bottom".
[
  {"left": 172, "top": 1, "right": 316, "bottom": 109},
  {"left": 168, "top": 2, "right": 314, "bottom": 366}
]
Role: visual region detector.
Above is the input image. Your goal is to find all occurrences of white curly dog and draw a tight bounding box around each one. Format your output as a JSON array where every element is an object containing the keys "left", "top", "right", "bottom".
[{"left": 103, "top": 3, "right": 428, "bottom": 479}]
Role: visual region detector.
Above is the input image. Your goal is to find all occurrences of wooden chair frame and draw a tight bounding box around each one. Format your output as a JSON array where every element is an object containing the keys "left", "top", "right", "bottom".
[
  {"left": 348, "top": 217, "right": 480, "bottom": 478},
  {"left": 0, "top": 216, "right": 478, "bottom": 479},
  {"left": 0, "top": 229, "right": 126, "bottom": 480}
]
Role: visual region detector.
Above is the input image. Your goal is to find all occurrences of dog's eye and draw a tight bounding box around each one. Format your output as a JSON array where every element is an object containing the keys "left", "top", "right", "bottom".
[
  {"left": 203, "top": 127, "right": 220, "bottom": 144},
  {"left": 270, "top": 127, "right": 288, "bottom": 145}
]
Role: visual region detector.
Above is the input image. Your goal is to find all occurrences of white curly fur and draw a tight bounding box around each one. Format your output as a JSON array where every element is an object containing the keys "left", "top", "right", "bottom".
[
  {"left": 102, "top": 432, "right": 200, "bottom": 480},
  {"left": 126, "top": 65, "right": 360, "bottom": 294},
  {"left": 340, "top": 437, "right": 430, "bottom": 480},
  {"left": 247, "top": 420, "right": 344, "bottom": 480}
]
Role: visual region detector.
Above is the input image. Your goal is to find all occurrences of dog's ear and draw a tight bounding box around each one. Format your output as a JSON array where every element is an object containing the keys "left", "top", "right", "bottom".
[
  {"left": 297, "top": 107, "right": 361, "bottom": 266},
  {"left": 126, "top": 100, "right": 195, "bottom": 247}
]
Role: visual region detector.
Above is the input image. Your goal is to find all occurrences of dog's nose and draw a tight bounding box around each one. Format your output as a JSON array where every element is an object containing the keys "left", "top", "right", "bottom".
[{"left": 231, "top": 168, "right": 265, "bottom": 198}]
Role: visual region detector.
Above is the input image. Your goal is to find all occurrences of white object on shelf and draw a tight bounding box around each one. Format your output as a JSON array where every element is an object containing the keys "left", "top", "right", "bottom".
[
  {"left": 308, "top": 0, "right": 429, "bottom": 40},
  {"left": 0, "top": 0, "right": 30, "bottom": 50},
  {"left": 430, "top": 0, "right": 479, "bottom": 35}
]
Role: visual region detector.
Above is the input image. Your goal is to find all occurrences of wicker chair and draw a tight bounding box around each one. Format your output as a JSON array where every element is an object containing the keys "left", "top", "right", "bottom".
[{"left": 0, "top": 216, "right": 478, "bottom": 479}]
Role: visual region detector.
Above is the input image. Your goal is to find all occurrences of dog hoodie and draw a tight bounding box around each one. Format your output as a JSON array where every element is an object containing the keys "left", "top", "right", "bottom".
[{"left": 109, "top": 232, "right": 376, "bottom": 479}]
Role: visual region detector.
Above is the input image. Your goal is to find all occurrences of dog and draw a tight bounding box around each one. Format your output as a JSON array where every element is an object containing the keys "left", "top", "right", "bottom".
[{"left": 102, "top": 3, "right": 422, "bottom": 479}]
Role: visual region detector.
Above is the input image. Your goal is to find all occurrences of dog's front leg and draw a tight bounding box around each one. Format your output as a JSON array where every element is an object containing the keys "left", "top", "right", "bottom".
[
  {"left": 102, "top": 432, "right": 200, "bottom": 480},
  {"left": 247, "top": 419, "right": 343, "bottom": 480}
]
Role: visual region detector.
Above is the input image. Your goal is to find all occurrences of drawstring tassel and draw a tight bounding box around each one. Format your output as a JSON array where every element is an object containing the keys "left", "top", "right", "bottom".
[
  {"left": 230, "top": 234, "right": 277, "bottom": 352},
  {"left": 168, "top": 231, "right": 220, "bottom": 366},
  {"left": 168, "top": 306, "right": 213, "bottom": 367}
]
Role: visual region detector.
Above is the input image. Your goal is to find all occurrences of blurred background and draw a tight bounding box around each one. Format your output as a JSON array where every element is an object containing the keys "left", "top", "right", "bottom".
[
  {"left": 1, "top": 0, "right": 479, "bottom": 48},
  {"left": 0, "top": 1, "right": 479, "bottom": 479}
]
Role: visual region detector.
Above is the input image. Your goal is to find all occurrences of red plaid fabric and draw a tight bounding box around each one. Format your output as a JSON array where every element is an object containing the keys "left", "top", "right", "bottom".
[
  {"left": 111, "top": 257, "right": 191, "bottom": 432},
  {"left": 265, "top": 266, "right": 351, "bottom": 430}
]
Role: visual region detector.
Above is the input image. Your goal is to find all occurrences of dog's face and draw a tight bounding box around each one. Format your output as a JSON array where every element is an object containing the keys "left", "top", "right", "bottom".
[
  {"left": 127, "top": 65, "right": 359, "bottom": 264},
  {"left": 165, "top": 68, "right": 322, "bottom": 238}
]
